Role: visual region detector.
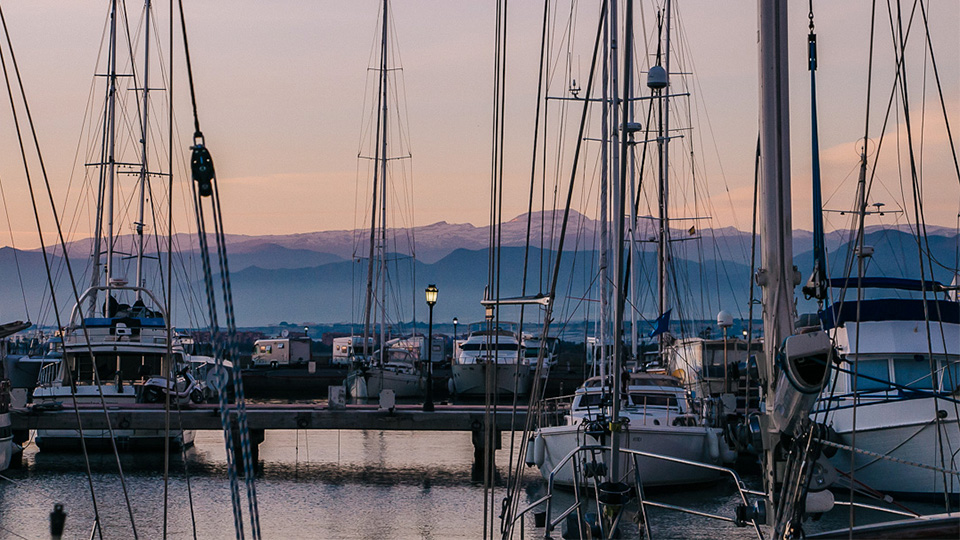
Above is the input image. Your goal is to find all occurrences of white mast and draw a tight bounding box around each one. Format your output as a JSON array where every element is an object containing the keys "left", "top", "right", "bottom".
[
  {"left": 657, "top": 0, "right": 673, "bottom": 352},
  {"left": 134, "top": 0, "right": 153, "bottom": 298},
  {"left": 757, "top": 0, "right": 796, "bottom": 514},
  {"left": 104, "top": 0, "right": 119, "bottom": 310},
  {"left": 362, "top": 0, "right": 390, "bottom": 361},
  {"left": 598, "top": 0, "right": 609, "bottom": 383}
]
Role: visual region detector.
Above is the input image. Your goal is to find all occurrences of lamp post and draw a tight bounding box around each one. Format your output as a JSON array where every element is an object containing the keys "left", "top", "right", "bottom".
[
  {"left": 424, "top": 284, "right": 438, "bottom": 411},
  {"left": 453, "top": 317, "right": 459, "bottom": 340}
]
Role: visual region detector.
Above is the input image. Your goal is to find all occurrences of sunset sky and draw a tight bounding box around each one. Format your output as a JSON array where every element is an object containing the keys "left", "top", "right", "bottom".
[{"left": 0, "top": 1, "right": 956, "bottom": 250}]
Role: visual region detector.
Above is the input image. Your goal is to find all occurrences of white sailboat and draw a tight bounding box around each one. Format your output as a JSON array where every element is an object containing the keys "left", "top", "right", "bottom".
[
  {"left": 348, "top": 0, "right": 423, "bottom": 400},
  {"left": 531, "top": 0, "right": 731, "bottom": 490},
  {"left": 535, "top": 371, "right": 731, "bottom": 487}
]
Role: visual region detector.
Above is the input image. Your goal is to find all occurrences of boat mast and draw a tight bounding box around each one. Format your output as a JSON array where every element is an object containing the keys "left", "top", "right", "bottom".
[
  {"left": 757, "top": 0, "right": 796, "bottom": 516},
  {"left": 362, "top": 0, "right": 389, "bottom": 362},
  {"left": 103, "top": 0, "right": 120, "bottom": 311},
  {"left": 134, "top": 0, "right": 153, "bottom": 299},
  {"left": 598, "top": 0, "right": 609, "bottom": 383},
  {"left": 378, "top": 0, "right": 389, "bottom": 366},
  {"left": 609, "top": 0, "right": 633, "bottom": 484},
  {"left": 657, "top": 0, "right": 672, "bottom": 354}
]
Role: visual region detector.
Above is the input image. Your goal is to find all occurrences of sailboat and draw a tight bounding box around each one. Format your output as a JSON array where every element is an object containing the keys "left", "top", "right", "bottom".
[
  {"left": 31, "top": 0, "right": 197, "bottom": 449},
  {"left": 530, "top": 0, "right": 732, "bottom": 490},
  {"left": 346, "top": 0, "right": 423, "bottom": 400}
]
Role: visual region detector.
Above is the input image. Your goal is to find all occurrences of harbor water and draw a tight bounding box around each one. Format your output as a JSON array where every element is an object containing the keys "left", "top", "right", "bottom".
[{"left": 0, "top": 425, "right": 946, "bottom": 539}]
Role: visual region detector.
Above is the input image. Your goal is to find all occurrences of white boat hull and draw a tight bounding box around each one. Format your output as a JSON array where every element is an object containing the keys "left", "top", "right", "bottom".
[
  {"left": 824, "top": 397, "right": 960, "bottom": 496},
  {"left": 451, "top": 363, "right": 532, "bottom": 396},
  {"left": 32, "top": 385, "right": 195, "bottom": 451},
  {"left": 364, "top": 368, "right": 422, "bottom": 398},
  {"left": 0, "top": 413, "right": 13, "bottom": 471},
  {"left": 537, "top": 424, "right": 724, "bottom": 487}
]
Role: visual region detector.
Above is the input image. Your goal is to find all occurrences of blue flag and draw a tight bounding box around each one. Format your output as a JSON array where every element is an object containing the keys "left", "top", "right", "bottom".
[{"left": 649, "top": 309, "right": 672, "bottom": 338}]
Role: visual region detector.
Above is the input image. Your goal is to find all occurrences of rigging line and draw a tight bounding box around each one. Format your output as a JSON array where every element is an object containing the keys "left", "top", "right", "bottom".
[
  {"left": 507, "top": 4, "right": 608, "bottom": 536},
  {"left": 176, "top": 11, "right": 245, "bottom": 540},
  {"left": 917, "top": 1, "right": 960, "bottom": 188},
  {"left": 891, "top": 0, "right": 953, "bottom": 509},
  {"left": 502, "top": 1, "right": 552, "bottom": 521},
  {"left": 190, "top": 172, "right": 244, "bottom": 539},
  {"left": 0, "top": 5, "right": 144, "bottom": 537},
  {"left": 212, "top": 169, "right": 262, "bottom": 539},
  {"left": 164, "top": 0, "right": 174, "bottom": 534},
  {"left": 0, "top": 175, "right": 31, "bottom": 320},
  {"left": 746, "top": 136, "right": 759, "bottom": 366}
]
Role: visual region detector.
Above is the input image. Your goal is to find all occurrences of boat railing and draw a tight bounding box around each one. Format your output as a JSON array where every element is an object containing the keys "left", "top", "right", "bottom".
[
  {"left": 67, "top": 284, "right": 167, "bottom": 328},
  {"left": 510, "top": 443, "right": 765, "bottom": 539},
  {"left": 36, "top": 362, "right": 61, "bottom": 388},
  {"left": 535, "top": 394, "right": 573, "bottom": 427}
]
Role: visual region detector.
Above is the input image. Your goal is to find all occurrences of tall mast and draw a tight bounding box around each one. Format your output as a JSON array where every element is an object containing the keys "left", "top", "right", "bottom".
[
  {"left": 598, "top": 1, "right": 609, "bottom": 383},
  {"left": 378, "top": 0, "right": 389, "bottom": 365},
  {"left": 135, "top": 0, "right": 153, "bottom": 298},
  {"left": 362, "top": 0, "right": 389, "bottom": 360},
  {"left": 757, "top": 0, "right": 796, "bottom": 514},
  {"left": 104, "top": 0, "right": 119, "bottom": 309},
  {"left": 609, "top": 0, "right": 633, "bottom": 484},
  {"left": 657, "top": 0, "right": 673, "bottom": 352}
]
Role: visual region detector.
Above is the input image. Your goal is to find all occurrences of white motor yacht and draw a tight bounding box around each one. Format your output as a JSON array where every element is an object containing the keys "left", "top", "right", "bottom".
[
  {"left": 814, "top": 278, "right": 960, "bottom": 498},
  {"left": 450, "top": 322, "right": 532, "bottom": 397}
]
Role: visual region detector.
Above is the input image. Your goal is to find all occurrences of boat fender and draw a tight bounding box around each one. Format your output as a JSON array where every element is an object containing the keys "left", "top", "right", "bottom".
[
  {"left": 353, "top": 377, "right": 368, "bottom": 399},
  {"left": 447, "top": 378, "right": 455, "bottom": 394},
  {"left": 720, "top": 440, "right": 738, "bottom": 464},
  {"left": 525, "top": 437, "right": 537, "bottom": 466},
  {"left": 533, "top": 433, "right": 546, "bottom": 468},
  {"left": 706, "top": 429, "right": 721, "bottom": 462},
  {"left": 804, "top": 489, "right": 834, "bottom": 515}
]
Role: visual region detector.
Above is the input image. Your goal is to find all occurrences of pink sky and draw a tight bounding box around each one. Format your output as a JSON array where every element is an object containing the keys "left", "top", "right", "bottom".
[{"left": 0, "top": 1, "right": 956, "bottom": 250}]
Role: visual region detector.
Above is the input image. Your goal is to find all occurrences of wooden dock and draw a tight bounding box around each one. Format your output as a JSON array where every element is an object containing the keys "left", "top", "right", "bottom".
[
  {"left": 11, "top": 403, "right": 529, "bottom": 432},
  {"left": 12, "top": 403, "right": 532, "bottom": 477}
]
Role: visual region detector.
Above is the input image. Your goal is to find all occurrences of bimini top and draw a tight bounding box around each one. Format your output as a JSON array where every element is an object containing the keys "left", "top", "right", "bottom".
[
  {"left": 825, "top": 277, "right": 948, "bottom": 292},
  {"left": 820, "top": 298, "right": 960, "bottom": 329}
]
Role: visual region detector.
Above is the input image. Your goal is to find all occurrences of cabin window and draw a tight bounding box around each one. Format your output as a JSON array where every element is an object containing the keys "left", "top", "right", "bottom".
[
  {"left": 628, "top": 394, "right": 678, "bottom": 408},
  {"left": 70, "top": 352, "right": 164, "bottom": 383},
  {"left": 893, "top": 356, "right": 935, "bottom": 391},
  {"left": 576, "top": 393, "right": 606, "bottom": 409},
  {"left": 850, "top": 358, "right": 890, "bottom": 392},
  {"left": 278, "top": 343, "right": 284, "bottom": 349}
]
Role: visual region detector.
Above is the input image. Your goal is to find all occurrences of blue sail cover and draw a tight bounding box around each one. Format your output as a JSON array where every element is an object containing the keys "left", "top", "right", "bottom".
[{"left": 819, "top": 298, "right": 960, "bottom": 329}]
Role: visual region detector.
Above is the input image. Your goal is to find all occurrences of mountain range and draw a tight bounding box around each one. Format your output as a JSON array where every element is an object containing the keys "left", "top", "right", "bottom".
[{"left": 3, "top": 212, "right": 956, "bottom": 328}]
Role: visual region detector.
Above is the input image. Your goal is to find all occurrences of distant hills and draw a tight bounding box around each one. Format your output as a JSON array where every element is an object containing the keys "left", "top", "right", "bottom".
[{"left": 3, "top": 212, "right": 956, "bottom": 328}]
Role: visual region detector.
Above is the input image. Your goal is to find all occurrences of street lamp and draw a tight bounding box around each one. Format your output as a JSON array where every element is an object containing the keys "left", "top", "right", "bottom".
[
  {"left": 453, "top": 317, "right": 459, "bottom": 340},
  {"left": 423, "top": 284, "right": 438, "bottom": 412}
]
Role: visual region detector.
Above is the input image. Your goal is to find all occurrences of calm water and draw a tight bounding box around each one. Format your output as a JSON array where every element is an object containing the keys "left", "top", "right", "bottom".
[{"left": 0, "top": 428, "right": 946, "bottom": 539}]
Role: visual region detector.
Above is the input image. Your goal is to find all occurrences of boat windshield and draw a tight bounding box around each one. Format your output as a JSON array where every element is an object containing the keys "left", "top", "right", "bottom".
[{"left": 627, "top": 393, "right": 679, "bottom": 408}]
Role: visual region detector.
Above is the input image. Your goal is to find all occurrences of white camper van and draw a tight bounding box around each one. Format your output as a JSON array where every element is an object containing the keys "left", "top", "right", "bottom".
[
  {"left": 252, "top": 331, "right": 311, "bottom": 367},
  {"left": 331, "top": 336, "right": 374, "bottom": 365}
]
